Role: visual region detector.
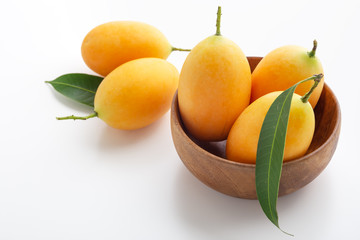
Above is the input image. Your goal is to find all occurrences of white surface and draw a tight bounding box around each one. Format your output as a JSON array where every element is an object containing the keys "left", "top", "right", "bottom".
[{"left": 0, "top": 0, "right": 359, "bottom": 239}]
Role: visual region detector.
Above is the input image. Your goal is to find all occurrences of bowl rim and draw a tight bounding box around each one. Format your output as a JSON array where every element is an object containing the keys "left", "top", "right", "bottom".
[{"left": 172, "top": 82, "right": 341, "bottom": 169}]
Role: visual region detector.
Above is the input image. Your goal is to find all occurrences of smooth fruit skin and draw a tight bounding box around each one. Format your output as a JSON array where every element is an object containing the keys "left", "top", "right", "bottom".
[
  {"left": 82, "top": 21, "right": 172, "bottom": 76},
  {"left": 94, "top": 58, "right": 179, "bottom": 130},
  {"left": 226, "top": 91, "right": 315, "bottom": 164},
  {"left": 178, "top": 35, "right": 251, "bottom": 141},
  {"left": 251, "top": 45, "right": 324, "bottom": 108}
]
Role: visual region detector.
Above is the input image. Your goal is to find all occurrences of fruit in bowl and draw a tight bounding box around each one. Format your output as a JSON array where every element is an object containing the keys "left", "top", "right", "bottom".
[{"left": 171, "top": 57, "right": 341, "bottom": 199}]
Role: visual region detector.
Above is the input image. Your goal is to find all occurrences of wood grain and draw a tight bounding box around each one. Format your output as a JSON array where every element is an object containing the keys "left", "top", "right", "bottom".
[{"left": 171, "top": 57, "right": 341, "bottom": 199}]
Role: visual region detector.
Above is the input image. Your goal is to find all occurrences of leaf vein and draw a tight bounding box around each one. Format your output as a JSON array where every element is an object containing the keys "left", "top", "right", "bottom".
[{"left": 51, "top": 81, "right": 97, "bottom": 94}]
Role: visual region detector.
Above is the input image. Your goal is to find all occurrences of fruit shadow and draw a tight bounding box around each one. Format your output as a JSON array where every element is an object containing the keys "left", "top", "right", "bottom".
[
  {"left": 47, "top": 86, "right": 93, "bottom": 113},
  {"left": 97, "top": 115, "right": 167, "bottom": 150},
  {"left": 173, "top": 164, "right": 333, "bottom": 237}
]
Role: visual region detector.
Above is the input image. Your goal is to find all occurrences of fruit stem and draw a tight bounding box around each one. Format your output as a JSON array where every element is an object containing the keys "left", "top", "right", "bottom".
[
  {"left": 307, "top": 40, "right": 318, "bottom": 58},
  {"left": 300, "top": 73, "right": 323, "bottom": 103},
  {"left": 215, "top": 6, "right": 222, "bottom": 36},
  {"left": 56, "top": 112, "right": 98, "bottom": 120},
  {"left": 171, "top": 47, "right": 191, "bottom": 52}
]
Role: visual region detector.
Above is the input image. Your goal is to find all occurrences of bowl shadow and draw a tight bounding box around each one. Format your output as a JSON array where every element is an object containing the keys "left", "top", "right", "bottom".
[{"left": 173, "top": 163, "right": 333, "bottom": 238}]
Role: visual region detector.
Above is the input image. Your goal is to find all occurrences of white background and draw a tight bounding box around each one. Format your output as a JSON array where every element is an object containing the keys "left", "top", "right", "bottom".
[{"left": 1, "top": 0, "right": 359, "bottom": 239}]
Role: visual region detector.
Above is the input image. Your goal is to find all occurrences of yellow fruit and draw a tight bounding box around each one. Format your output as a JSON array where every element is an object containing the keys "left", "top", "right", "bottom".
[
  {"left": 226, "top": 91, "right": 315, "bottom": 164},
  {"left": 251, "top": 41, "right": 324, "bottom": 108},
  {"left": 178, "top": 7, "right": 251, "bottom": 141},
  {"left": 81, "top": 21, "right": 173, "bottom": 76},
  {"left": 94, "top": 58, "right": 179, "bottom": 130}
]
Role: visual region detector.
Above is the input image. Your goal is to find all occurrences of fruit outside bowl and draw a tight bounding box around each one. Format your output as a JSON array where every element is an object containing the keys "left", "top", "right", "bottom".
[{"left": 170, "top": 57, "right": 341, "bottom": 199}]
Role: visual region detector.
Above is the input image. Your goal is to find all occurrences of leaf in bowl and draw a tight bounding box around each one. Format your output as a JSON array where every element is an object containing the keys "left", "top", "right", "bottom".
[{"left": 255, "top": 73, "right": 323, "bottom": 236}]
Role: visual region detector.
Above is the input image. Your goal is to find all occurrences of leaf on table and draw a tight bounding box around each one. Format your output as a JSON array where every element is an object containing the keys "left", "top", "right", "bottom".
[{"left": 46, "top": 73, "right": 103, "bottom": 107}]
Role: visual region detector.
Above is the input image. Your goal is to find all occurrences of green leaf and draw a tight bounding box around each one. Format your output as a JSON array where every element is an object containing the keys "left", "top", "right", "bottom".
[
  {"left": 46, "top": 73, "right": 103, "bottom": 107},
  {"left": 255, "top": 74, "right": 323, "bottom": 236}
]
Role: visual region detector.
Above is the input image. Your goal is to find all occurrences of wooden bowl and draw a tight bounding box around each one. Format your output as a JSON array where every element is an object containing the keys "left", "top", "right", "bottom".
[{"left": 170, "top": 57, "right": 341, "bottom": 199}]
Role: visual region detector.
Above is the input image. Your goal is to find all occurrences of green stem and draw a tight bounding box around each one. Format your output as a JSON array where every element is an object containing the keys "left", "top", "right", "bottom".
[
  {"left": 300, "top": 73, "right": 323, "bottom": 103},
  {"left": 215, "top": 6, "right": 222, "bottom": 36},
  {"left": 307, "top": 40, "right": 317, "bottom": 58},
  {"left": 171, "top": 47, "right": 191, "bottom": 52},
  {"left": 56, "top": 112, "right": 98, "bottom": 120}
]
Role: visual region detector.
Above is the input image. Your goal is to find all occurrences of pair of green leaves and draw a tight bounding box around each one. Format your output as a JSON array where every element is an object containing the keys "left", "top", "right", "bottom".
[{"left": 255, "top": 74, "right": 323, "bottom": 236}]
